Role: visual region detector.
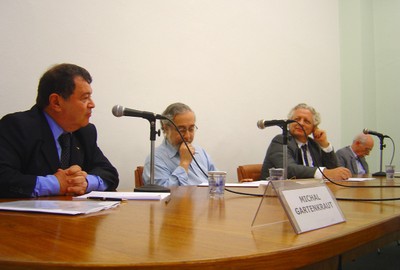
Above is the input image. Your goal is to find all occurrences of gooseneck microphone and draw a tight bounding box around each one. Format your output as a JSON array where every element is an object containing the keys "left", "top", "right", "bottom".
[
  {"left": 112, "top": 105, "right": 166, "bottom": 120},
  {"left": 257, "top": 119, "right": 296, "bottom": 129},
  {"left": 112, "top": 105, "right": 170, "bottom": 192},
  {"left": 257, "top": 119, "right": 295, "bottom": 180},
  {"left": 363, "top": 128, "right": 389, "bottom": 138},
  {"left": 363, "top": 128, "right": 393, "bottom": 177}
]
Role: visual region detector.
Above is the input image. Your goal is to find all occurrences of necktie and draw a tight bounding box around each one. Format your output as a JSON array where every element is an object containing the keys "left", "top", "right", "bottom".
[
  {"left": 58, "top": 133, "right": 71, "bottom": 169},
  {"left": 301, "top": 144, "right": 309, "bottom": 166},
  {"left": 356, "top": 157, "right": 366, "bottom": 174}
]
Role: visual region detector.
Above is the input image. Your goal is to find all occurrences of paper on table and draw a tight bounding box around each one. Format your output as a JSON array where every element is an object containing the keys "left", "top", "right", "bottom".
[
  {"left": 198, "top": 180, "right": 270, "bottom": 187},
  {"left": 346, "top": 177, "right": 376, "bottom": 182},
  {"left": 73, "top": 191, "right": 171, "bottom": 201},
  {"left": 0, "top": 200, "right": 120, "bottom": 215}
]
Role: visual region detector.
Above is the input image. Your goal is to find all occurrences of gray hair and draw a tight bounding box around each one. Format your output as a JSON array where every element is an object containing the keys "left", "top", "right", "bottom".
[
  {"left": 287, "top": 103, "right": 321, "bottom": 127},
  {"left": 353, "top": 133, "right": 368, "bottom": 144},
  {"left": 160, "top": 102, "right": 195, "bottom": 130}
]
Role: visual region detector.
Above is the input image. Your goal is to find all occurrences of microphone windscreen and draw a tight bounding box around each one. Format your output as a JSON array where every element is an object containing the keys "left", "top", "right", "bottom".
[
  {"left": 112, "top": 105, "right": 124, "bottom": 117},
  {"left": 257, "top": 120, "right": 265, "bottom": 129}
]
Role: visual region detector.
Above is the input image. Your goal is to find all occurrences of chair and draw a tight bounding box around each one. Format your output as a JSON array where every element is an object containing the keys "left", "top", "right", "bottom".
[
  {"left": 134, "top": 166, "right": 144, "bottom": 188},
  {"left": 237, "top": 164, "right": 262, "bottom": 182}
]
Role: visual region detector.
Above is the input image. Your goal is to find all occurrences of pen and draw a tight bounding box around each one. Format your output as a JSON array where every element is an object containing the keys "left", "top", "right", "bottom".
[
  {"left": 87, "top": 196, "right": 123, "bottom": 201},
  {"left": 164, "top": 196, "right": 172, "bottom": 205}
]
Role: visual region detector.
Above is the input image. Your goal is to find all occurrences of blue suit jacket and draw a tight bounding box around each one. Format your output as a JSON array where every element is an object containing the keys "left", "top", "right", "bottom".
[{"left": 0, "top": 105, "right": 119, "bottom": 198}]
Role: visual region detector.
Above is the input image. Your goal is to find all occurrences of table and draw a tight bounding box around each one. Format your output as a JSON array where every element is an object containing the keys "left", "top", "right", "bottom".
[{"left": 1, "top": 178, "right": 400, "bottom": 270}]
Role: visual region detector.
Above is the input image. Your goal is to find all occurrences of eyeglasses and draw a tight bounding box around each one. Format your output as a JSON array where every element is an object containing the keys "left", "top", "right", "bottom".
[{"left": 177, "top": 125, "right": 198, "bottom": 134}]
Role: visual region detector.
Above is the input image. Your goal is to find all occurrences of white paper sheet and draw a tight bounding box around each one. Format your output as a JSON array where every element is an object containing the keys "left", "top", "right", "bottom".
[
  {"left": 0, "top": 200, "right": 120, "bottom": 215},
  {"left": 73, "top": 191, "right": 170, "bottom": 201}
]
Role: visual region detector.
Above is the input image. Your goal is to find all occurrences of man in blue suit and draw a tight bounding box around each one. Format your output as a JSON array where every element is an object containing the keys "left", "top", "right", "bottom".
[{"left": 0, "top": 63, "right": 119, "bottom": 198}]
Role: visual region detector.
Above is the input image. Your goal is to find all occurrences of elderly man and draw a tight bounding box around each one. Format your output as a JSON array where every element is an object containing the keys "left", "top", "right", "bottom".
[
  {"left": 260, "top": 103, "right": 351, "bottom": 180},
  {"left": 142, "top": 102, "right": 216, "bottom": 187},
  {"left": 336, "top": 133, "right": 374, "bottom": 175}
]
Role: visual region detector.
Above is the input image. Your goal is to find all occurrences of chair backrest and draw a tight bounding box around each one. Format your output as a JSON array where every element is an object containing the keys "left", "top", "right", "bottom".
[
  {"left": 237, "top": 164, "right": 262, "bottom": 182},
  {"left": 134, "top": 166, "right": 144, "bottom": 188}
]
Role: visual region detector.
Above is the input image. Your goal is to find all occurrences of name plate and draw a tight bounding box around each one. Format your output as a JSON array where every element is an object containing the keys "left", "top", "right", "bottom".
[{"left": 271, "top": 180, "right": 345, "bottom": 234}]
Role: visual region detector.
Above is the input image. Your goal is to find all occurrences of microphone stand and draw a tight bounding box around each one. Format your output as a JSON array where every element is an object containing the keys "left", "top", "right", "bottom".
[
  {"left": 281, "top": 123, "right": 289, "bottom": 180},
  {"left": 135, "top": 118, "right": 170, "bottom": 192},
  {"left": 372, "top": 136, "right": 386, "bottom": 177}
]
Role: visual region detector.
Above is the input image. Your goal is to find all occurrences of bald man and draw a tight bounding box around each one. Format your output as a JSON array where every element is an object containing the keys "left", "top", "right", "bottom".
[{"left": 336, "top": 133, "right": 374, "bottom": 175}]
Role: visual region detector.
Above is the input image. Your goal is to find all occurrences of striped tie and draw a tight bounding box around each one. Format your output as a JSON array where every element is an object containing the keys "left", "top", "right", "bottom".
[{"left": 301, "top": 144, "right": 309, "bottom": 166}]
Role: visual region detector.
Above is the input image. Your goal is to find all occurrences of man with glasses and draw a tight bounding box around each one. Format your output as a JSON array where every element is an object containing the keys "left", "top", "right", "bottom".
[
  {"left": 336, "top": 133, "right": 374, "bottom": 175},
  {"left": 142, "top": 102, "right": 216, "bottom": 187}
]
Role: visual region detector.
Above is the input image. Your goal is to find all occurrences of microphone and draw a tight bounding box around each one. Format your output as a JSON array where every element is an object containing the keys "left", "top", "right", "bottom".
[
  {"left": 112, "top": 105, "right": 166, "bottom": 120},
  {"left": 363, "top": 128, "right": 389, "bottom": 138},
  {"left": 257, "top": 119, "right": 296, "bottom": 129}
]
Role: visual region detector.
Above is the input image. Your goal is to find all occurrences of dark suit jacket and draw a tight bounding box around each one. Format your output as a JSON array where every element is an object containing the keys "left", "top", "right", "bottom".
[
  {"left": 0, "top": 105, "right": 119, "bottom": 198},
  {"left": 260, "top": 134, "right": 338, "bottom": 180},
  {"left": 336, "top": 146, "right": 369, "bottom": 174}
]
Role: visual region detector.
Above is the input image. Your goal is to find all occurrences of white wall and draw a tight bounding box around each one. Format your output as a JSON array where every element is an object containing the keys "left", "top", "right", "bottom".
[
  {"left": 340, "top": 0, "right": 400, "bottom": 174},
  {"left": 0, "top": 0, "right": 342, "bottom": 190},
  {"left": 374, "top": 1, "right": 400, "bottom": 169}
]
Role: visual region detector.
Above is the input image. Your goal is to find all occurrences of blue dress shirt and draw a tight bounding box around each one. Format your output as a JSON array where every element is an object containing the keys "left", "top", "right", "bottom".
[
  {"left": 33, "top": 113, "right": 108, "bottom": 196},
  {"left": 143, "top": 139, "right": 217, "bottom": 187}
]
